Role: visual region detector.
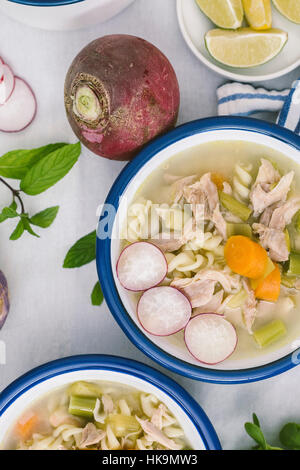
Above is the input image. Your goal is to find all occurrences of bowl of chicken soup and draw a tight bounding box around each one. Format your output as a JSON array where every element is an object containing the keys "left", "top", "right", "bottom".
[
  {"left": 0, "top": 355, "right": 220, "bottom": 450},
  {"left": 97, "top": 116, "right": 300, "bottom": 383}
]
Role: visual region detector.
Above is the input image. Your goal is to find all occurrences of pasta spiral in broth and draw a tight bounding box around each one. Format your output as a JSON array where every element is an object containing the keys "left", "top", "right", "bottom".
[{"left": 3, "top": 381, "right": 190, "bottom": 451}]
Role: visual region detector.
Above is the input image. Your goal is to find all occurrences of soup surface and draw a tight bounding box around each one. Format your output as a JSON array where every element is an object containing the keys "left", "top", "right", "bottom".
[
  {"left": 118, "top": 140, "right": 300, "bottom": 364},
  {"left": 2, "top": 380, "right": 190, "bottom": 450}
]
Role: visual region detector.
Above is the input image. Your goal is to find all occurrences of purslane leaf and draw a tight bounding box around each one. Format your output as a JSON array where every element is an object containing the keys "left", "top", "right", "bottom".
[
  {"left": 91, "top": 281, "right": 104, "bottom": 306},
  {"left": 0, "top": 143, "right": 68, "bottom": 180},
  {"left": 63, "top": 231, "right": 96, "bottom": 268},
  {"left": 280, "top": 423, "right": 300, "bottom": 450},
  {"left": 30, "top": 206, "right": 59, "bottom": 228},
  {"left": 10, "top": 220, "right": 25, "bottom": 240},
  {"left": 20, "top": 142, "right": 81, "bottom": 195}
]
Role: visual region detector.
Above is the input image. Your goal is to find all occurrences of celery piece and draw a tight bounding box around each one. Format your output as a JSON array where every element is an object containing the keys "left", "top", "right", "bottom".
[
  {"left": 287, "top": 252, "right": 300, "bottom": 276},
  {"left": 106, "top": 414, "right": 141, "bottom": 437},
  {"left": 68, "top": 381, "right": 102, "bottom": 398},
  {"left": 68, "top": 396, "right": 97, "bottom": 418},
  {"left": 285, "top": 228, "right": 291, "bottom": 252},
  {"left": 281, "top": 274, "right": 297, "bottom": 288},
  {"left": 219, "top": 192, "right": 252, "bottom": 222},
  {"left": 295, "top": 211, "right": 300, "bottom": 234},
  {"left": 253, "top": 320, "right": 287, "bottom": 348},
  {"left": 227, "top": 289, "right": 248, "bottom": 308},
  {"left": 226, "top": 222, "right": 252, "bottom": 239},
  {"left": 251, "top": 257, "right": 275, "bottom": 290}
]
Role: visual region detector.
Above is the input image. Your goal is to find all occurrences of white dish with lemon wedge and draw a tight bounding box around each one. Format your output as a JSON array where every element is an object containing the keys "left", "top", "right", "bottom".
[{"left": 177, "top": 0, "right": 300, "bottom": 82}]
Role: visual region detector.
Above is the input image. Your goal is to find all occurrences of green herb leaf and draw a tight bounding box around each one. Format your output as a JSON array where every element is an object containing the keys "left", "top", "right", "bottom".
[
  {"left": 245, "top": 422, "right": 267, "bottom": 450},
  {"left": 63, "top": 231, "right": 96, "bottom": 269},
  {"left": 280, "top": 423, "right": 300, "bottom": 450},
  {"left": 252, "top": 413, "right": 260, "bottom": 428},
  {"left": 10, "top": 220, "right": 25, "bottom": 240},
  {"left": 9, "top": 200, "right": 17, "bottom": 211},
  {"left": 0, "top": 143, "right": 68, "bottom": 180},
  {"left": 0, "top": 206, "right": 19, "bottom": 223},
  {"left": 20, "top": 142, "right": 81, "bottom": 195},
  {"left": 30, "top": 206, "right": 59, "bottom": 228},
  {"left": 21, "top": 216, "right": 40, "bottom": 238},
  {"left": 91, "top": 281, "right": 103, "bottom": 306}
]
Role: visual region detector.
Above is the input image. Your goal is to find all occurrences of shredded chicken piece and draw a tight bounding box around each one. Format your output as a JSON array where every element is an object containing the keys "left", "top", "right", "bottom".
[
  {"left": 170, "top": 175, "right": 197, "bottom": 203},
  {"left": 211, "top": 205, "right": 227, "bottom": 239},
  {"left": 253, "top": 223, "right": 289, "bottom": 262},
  {"left": 223, "top": 182, "right": 233, "bottom": 195},
  {"left": 79, "top": 423, "right": 105, "bottom": 449},
  {"left": 150, "top": 217, "right": 200, "bottom": 252},
  {"left": 269, "top": 197, "right": 300, "bottom": 231},
  {"left": 242, "top": 280, "right": 257, "bottom": 334},
  {"left": 49, "top": 408, "right": 82, "bottom": 428},
  {"left": 193, "top": 290, "right": 224, "bottom": 315},
  {"left": 194, "top": 268, "right": 240, "bottom": 293},
  {"left": 254, "top": 158, "right": 281, "bottom": 190},
  {"left": 171, "top": 278, "right": 216, "bottom": 308},
  {"left": 250, "top": 170, "right": 294, "bottom": 215},
  {"left": 135, "top": 417, "right": 181, "bottom": 450},
  {"left": 151, "top": 404, "right": 167, "bottom": 430}
]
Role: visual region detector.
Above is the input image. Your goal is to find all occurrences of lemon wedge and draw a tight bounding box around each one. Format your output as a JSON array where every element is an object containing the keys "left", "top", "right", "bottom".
[
  {"left": 272, "top": 0, "right": 300, "bottom": 24},
  {"left": 195, "top": 0, "right": 244, "bottom": 29},
  {"left": 242, "top": 0, "right": 272, "bottom": 29},
  {"left": 205, "top": 28, "right": 288, "bottom": 68}
]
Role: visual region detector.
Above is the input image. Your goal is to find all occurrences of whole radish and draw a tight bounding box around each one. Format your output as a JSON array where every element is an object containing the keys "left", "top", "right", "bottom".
[{"left": 64, "top": 35, "right": 180, "bottom": 161}]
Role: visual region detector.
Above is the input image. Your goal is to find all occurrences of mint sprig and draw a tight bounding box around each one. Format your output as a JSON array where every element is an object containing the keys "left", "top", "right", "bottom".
[
  {"left": 63, "top": 230, "right": 103, "bottom": 307},
  {"left": 0, "top": 142, "right": 81, "bottom": 240}
]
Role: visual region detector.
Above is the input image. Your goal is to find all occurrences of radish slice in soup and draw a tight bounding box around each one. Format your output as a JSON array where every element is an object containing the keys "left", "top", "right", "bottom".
[
  {"left": 117, "top": 242, "right": 167, "bottom": 291},
  {"left": 0, "top": 64, "right": 15, "bottom": 105},
  {"left": 137, "top": 286, "right": 192, "bottom": 336},
  {"left": 0, "top": 77, "right": 36, "bottom": 133},
  {"left": 185, "top": 314, "right": 237, "bottom": 365}
]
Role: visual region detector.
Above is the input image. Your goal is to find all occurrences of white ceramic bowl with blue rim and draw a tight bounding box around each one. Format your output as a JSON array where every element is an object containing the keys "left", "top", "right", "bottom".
[
  {"left": 97, "top": 116, "right": 300, "bottom": 384},
  {"left": 0, "top": 355, "right": 221, "bottom": 450},
  {"left": 0, "top": 0, "right": 135, "bottom": 31}
]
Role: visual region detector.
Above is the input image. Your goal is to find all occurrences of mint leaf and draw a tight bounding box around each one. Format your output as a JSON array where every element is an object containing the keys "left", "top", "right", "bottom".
[
  {"left": 30, "top": 206, "right": 59, "bottom": 228},
  {"left": 0, "top": 206, "right": 19, "bottom": 222},
  {"left": 10, "top": 220, "right": 25, "bottom": 240},
  {"left": 91, "top": 281, "right": 103, "bottom": 306},
  {"left": 280, "top": 423, "right": 300, "bottom": 450},
  {"left": 63, "top": 231, "right": 96, "bottom": 268},
  {"left": 0, "top": 143, "right": 67, "bottom": 179},
  {"left": 21, "top": 216, "right": 40, "bottom": 238},
  {"left": 20, "top": 142, "right": 81, "bottom": 195}
]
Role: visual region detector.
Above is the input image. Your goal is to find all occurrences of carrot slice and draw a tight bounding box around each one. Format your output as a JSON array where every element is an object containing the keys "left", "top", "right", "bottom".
[
  {"left": 211, "top": 172, "right": 226, "bottom": 190},
  {"left": 224, "top": 235, "right": 268, "bottom": 279},
  {"left": 16, "top": 412, "right": 38, "bottom": 440},
  {"left": 255, "top": 264, "right": 281, "bottom": 302}
]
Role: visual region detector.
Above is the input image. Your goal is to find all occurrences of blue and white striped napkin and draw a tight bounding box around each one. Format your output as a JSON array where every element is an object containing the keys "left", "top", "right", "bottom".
[{"left": 217, "top": 79, "right": 300, "bottom": 134}]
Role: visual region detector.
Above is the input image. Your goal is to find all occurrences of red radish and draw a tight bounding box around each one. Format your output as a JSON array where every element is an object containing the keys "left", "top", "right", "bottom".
[
  {"left": 0, "top": 57, "right": 4, "bottom": 80},
  {"left": 0, "top": 64, "right": 15, "bottom": 105},
  {"left": 64, "top": 35, "right": 180, "bottom": 161},
  {"left": 117, "top": 242, "right": 167, "bottom": 292},
  {"left": 137, "top": 286, "right": 192, "bottom": 337},
  {"left": 0, "top": 77, "right": 36, "bottom": 133},
  {"left": 184, "top": 314, "right": 237, "bottom": 365}
]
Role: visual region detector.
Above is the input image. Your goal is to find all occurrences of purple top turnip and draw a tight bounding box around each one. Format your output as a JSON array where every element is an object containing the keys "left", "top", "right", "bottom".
[{"left": 64, "top": 35, "right": 180, "bottom": 161}]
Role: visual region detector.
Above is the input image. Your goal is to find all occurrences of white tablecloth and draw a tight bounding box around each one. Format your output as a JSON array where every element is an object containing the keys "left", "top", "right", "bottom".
[{"left": 0, "top": 0, "right": 299, "bottom": 450}]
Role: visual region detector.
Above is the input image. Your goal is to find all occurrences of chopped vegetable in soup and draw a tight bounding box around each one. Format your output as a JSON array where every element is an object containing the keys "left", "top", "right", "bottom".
[
  {"left": 118, "top": 141, "right": 300, "bottom": 364},
  {"left": 2, "top": 381, "right": 190, "bottom": 450}
]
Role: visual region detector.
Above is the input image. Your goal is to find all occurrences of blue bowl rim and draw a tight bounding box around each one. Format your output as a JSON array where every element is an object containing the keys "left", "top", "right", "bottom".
[
  {"left": 96, "top": 116, "right": 300, "bottom": 385},
  {"left": 0, "top": 354, "right": 221, "bottom": 450},
  {"left": 8, "top": 0, "right": 84, "bottom": 6}
]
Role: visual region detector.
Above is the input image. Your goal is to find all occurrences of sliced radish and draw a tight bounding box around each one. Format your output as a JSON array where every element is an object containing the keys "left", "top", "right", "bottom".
[
  {"left": 117, "top": 242, "right": 167, "bottom": 292},
  {"left": 137, "top": 286, "right": 192, "bottom": 336},
  {"left": 0, "top": 64, "right": 15, "bottom": 105},
  {"left": 0, "top": 58, "right": 4, "bottom": 80},
  {"left": 184, "top": 314, "right": 237, "bottom": 365},
  {"left": 0, "top": 77, "right": 36, "bottom": 133}
]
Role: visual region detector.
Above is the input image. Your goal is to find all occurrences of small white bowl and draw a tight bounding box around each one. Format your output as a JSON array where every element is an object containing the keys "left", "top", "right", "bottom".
[
  {"left": 0, "top": 355, "right": 221, "bottom": 450},
  {"left": 177, "top": 0, "right": 300, "bottom": 82},
  {"left": 0, "top": 0, "right": 135, "bottom": 31}
]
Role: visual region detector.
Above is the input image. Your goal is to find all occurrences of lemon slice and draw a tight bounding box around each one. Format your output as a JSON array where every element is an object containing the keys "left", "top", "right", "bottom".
[
  {"left": 242, "top": 0, "right": 272, "bottom": 30},
  {"left": 272, "top": 0, "right": 300, "bottom": 24},
  {"left": 205, "top": 28, "right": 288, "bottom": 68},
  {"left": 195, "top": 0, "right": 243, "bottom": 29}
]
